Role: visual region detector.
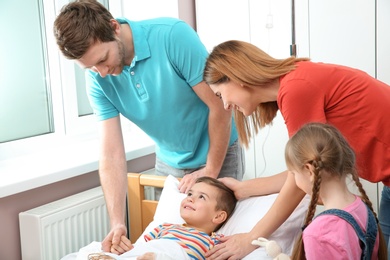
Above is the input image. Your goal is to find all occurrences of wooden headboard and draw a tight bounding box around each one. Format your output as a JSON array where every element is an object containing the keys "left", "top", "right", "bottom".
[{"left": 127, "top": 173, "right": 167, "bottom": 241}]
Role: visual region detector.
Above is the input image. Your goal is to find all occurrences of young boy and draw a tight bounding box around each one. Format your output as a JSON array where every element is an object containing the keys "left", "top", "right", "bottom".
[{"left": 89, "top": 176, "right": 237, "bottom": 260}]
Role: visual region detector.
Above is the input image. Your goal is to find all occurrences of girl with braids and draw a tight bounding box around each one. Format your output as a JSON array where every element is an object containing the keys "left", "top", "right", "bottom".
[
  {"left": 203, "top": 40, "right": 390, "bottom": 260},
  {"left": 285, "top": 123, "right": 387, "bottom": 259}
]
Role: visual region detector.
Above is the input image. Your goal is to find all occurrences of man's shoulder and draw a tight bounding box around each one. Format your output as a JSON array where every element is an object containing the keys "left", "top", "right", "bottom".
[{"left": 133, "top": 17, "right": 184, "bottom": 27}]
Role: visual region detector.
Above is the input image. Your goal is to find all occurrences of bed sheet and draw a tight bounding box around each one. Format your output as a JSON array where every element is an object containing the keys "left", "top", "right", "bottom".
[
  {"left": 137, "top": 175, "right": 309, "bottom": 258},
  {"left": 61, "top": 240, "right": 190, "bottom": 260}
]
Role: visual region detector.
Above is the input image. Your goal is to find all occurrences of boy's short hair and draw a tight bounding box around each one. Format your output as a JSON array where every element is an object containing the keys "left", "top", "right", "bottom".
[{"left": 195, "top": 176, "right": 237, "bottom": 220}]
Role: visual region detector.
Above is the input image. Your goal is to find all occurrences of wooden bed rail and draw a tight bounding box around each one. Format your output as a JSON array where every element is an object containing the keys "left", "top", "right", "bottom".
[{"left": 127, "top": 173, "right": 167, "bottom": 241}]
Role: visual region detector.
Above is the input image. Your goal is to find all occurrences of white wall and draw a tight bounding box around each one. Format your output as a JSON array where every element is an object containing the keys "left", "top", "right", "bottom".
[
  {"left": 196, "top": 0, "right": 292, "bottom": 180},
  {"left": 295, "top": 0, "right": 388, "bottom": 213},
  {"left": 115, "top": 0, "right": 179, "bottom": 20},
  {"left": 196, "top": 0, "right": 389, "bottom": 212}
]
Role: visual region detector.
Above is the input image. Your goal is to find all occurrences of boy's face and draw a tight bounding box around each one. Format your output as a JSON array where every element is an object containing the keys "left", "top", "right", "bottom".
[{"left": 180, "top": 182, "right": 220, "bottom": 226}]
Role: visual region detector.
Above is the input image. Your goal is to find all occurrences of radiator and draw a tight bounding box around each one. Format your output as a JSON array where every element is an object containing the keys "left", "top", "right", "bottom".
[{"left": 19, "top": 186, "right": 110, "bottom": 260}]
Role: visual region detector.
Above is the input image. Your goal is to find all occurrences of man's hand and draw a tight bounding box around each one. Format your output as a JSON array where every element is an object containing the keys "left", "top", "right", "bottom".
[
  {"left": 205, "top": 233, "right": 257, "bottom": 260},
  {"left": 102, "top": 225, "right": 133, "bottom": 254},
  {"left": 178, "top": 168, "right": 208, "bottom": 193}
]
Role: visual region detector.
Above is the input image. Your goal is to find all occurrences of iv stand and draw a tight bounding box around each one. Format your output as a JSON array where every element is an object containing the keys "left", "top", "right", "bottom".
[{"left": 290, "top": 0, "right": 297, "bottom": 56}]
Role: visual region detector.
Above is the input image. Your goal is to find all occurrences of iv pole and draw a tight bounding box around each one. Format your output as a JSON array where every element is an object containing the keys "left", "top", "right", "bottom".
[{"left": 290, "top": 0, "right": 297, "bottom": 56}]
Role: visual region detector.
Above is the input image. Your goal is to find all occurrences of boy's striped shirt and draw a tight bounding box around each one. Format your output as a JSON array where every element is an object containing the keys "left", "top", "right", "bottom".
[{"left": 144, "top": 223, "right": 223, "bottom": 260}]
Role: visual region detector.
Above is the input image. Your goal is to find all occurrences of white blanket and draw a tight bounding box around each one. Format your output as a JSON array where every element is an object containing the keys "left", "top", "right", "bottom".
[{"left": 61, "top": 240, "right": 190, "bottom": 260}]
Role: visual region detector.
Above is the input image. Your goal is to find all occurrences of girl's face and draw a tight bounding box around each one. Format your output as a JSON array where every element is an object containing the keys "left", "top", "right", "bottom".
[
  {"left": 209, "top": 82, "right": 257, "bottom": 116},
  {"left": 290, "top": 165, "right": 313, "bottom": 195}
]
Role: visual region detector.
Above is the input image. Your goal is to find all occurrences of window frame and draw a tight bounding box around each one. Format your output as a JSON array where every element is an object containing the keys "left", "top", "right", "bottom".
[{"left": 0, "top": 0, "right": 127, "bottom": 159}]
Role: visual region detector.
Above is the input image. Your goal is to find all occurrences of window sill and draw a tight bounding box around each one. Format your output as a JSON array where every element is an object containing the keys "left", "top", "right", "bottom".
[{"left": 0, "top": 128, "right": 155, "bottom": 198}]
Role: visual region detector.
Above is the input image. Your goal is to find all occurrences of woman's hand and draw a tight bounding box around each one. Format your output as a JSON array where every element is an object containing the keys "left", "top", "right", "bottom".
[
  {"left": 205, "top": 233, "right": 258, "bottom": 260},
  {"left": 218, "top": 177, "right": 247, "bottom": 200}
]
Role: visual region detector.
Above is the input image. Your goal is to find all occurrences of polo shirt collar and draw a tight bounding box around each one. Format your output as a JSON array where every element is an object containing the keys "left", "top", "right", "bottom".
[{"left": 116, "top": 18, "right": 151, "bottom": 62}]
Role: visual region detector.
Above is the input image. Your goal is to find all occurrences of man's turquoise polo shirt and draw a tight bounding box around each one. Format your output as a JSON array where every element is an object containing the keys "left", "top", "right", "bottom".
[{"left": 86, "top": 17, "right": 238, "bottom": 169}]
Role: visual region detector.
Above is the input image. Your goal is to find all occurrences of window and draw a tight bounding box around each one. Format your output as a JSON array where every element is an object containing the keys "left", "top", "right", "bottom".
[
  {"left": 75, "top": 64, "right": 94, "bottom": 117},
  {"left": 0, "top": 0, "right": 111, "bottom": 158},
  {"left": 0, "top": 0, "right": 53, "bottom": 143},
  {"left": 0, "top": 0, "right": 179, "bottom": 161}
]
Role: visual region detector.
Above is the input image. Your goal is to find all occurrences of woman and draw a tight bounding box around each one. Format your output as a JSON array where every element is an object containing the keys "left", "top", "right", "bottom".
[{"left": 203, "top": 40, "right": 390, "bottom": 260}]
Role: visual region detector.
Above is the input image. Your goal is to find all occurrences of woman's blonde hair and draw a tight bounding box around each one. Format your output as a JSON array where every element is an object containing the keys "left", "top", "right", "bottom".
[{"left": 204, "top": 40, "right": 309, "bottom": 147}]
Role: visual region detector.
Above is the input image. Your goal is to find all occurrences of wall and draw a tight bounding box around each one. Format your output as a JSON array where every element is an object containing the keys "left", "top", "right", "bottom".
[
  {"left": 178, "top": 0, "right": 196, "bottom": 29},
  {"left": 0, "top": 1, "right": 196, "bottom": 259},
  {"left": 195, "top": 0, "right": 292, "bottom": 180},
  {"left": 0, "top": 154, "right": 155, "bottom": 260},
  {"left": 115, "top": 0, "right": 196, "bottom": 29},
  {"left": 195, "top": 0, "right": 388, "bottom": 212},
  {"left": 294, "top": 0, "right": 389, "bottom": 213}
]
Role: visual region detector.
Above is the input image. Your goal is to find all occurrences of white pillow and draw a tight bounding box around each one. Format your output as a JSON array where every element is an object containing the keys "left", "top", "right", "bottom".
[
  {"left": 153, "top": 175, "right": 187, "bottom": 224},
  {"left": 217, "top": 193, "right": 309, "bottom": 257},
  {"left": 135, "top": 175, "right": 309, "bottom": 259},
  {"left": 135, "top": 175, "right": 186, "bottom": 245}
]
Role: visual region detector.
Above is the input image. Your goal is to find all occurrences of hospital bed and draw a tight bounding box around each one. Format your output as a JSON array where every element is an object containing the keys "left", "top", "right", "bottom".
[{"left": 63, "top": 173, "right": 309, "bottom": 259}]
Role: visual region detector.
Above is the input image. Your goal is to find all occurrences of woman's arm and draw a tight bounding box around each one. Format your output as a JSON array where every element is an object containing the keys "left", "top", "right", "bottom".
[
  {"left": 220, "top": 170, "right": 288, "bottom": 200},
  {"left": 206, "top": 172, "right": 306, "bottom": 260}
]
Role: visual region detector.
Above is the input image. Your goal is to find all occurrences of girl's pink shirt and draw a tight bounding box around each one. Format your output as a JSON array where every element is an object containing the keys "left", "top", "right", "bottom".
[{"left": 303, "top": 196, "right": 379, "bottom": 260}]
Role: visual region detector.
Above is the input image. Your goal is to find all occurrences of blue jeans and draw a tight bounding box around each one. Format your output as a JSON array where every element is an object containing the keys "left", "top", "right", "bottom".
[
  {"left": 155, "top": 139, "right": 245, "bottom": 180},
  {"left": 379, "top": 185, "right": 390, "bottom": 258}
]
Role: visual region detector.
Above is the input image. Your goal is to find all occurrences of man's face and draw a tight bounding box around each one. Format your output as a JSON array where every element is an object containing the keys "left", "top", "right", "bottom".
[{"left": 77, "top": 38, "right": 126, "bottom": 77}]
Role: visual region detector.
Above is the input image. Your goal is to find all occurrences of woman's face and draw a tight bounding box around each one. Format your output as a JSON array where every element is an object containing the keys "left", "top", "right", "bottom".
[{"left": 209, "top": 81, "right": 257, "bottom": 116}]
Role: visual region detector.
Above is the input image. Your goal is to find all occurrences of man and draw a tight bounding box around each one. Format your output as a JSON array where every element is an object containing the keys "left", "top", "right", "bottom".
[{"left": 53, "top": 0, "right": 244, "bottom": 254}]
